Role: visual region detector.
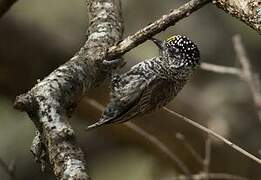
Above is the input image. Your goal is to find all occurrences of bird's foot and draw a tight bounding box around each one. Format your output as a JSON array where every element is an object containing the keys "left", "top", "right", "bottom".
[{"left": 102, "top": 58, "right": 126, "bottom": 69}]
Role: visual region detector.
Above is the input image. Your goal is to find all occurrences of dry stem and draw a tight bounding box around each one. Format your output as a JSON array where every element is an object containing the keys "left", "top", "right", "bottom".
[
  {"left": 163, "top": 107, "right": 261, "bottom": 165},
  {"left": 200, "top": 35, "right": 261, "bottom": 124},
  {"left": 83, "top": 98, "right": 191, "bottom": 175}
]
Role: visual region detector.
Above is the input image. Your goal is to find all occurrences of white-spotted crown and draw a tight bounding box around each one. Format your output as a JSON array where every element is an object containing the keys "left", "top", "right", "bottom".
[{"left": 165, "top": 35, "right": 200, "bottom": 67}]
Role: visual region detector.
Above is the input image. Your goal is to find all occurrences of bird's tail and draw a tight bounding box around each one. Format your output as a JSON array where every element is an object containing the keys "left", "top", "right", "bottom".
[
  {"left": 85, "top": 116, "right": 116, "bottom": 131},
  {"left": 85, "top": 121, "right": 105, "bottom": 131}
]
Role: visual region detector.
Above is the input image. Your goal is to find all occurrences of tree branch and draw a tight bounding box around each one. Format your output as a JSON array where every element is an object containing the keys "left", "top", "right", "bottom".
[
  {"left": 200, "top": 62, "right": 241, "bottom": 76},
  {"left": 232, "top": 34, "right": 261, "bottom": 123},
  {"left": 176, "top": 133, "right": 204, "bottom": 165},
  {"left": 200, "top": 35, "right": 261, "bottom": 124},
  {"left": 83, "top": 98, "right": 191, "bottom": 176},
  {"left": 10, "top": 0, "right": 259, "bottom": 178},
  {"left": 13, "top": 0, "right": 211, "bottom": 178},
  {"left": 163, "top": 107, "right": 261, "bottom": 165},
  {"left": 170, "top": 172, "right": 249, "bottom": 180},
  {"left": 213, "top": 0, "right": 261, "bottom": 33},
  {"left": 203, "top": 136, "right": 211, "bottom": 180},
  {"left": 0, "top": 0, "right": 17, "bottom": 18},
  {"left": 14, "top": 0, "right": 123, "bottom": 179},
  {"left": 0, "top": 157, "right": 15, "bottom": 180},
  {"left": 84, "top": 98, "right": 252, "bottom": 180},
  {"left": 107, "top": 0, "right": 211, "bottom": 59}
]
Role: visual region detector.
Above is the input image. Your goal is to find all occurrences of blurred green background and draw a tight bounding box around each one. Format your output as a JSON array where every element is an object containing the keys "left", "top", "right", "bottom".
[{"left": 0, "top": 0, "right": 260, "bottom": 180}]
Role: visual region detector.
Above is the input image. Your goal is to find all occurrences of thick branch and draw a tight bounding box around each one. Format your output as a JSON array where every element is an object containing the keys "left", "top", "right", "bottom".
[
  {"left": 13, "top": 0, "right": 211, "bottom": 178},
  {"left": 14, "top": 0, "right": 123, "bottom": 179},
  {"left": 213, "top": 0, "right": 261, "bottom": 33},
  {"left": 0, "top": 0, "right": 17, "bottom": 18},
  {"left": 2, "top": 0, "right": 258, "bottom": 178}
]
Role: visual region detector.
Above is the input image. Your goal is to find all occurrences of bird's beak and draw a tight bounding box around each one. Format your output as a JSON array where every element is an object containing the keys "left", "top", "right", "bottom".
[{"left": 150, "top": 37, "right": 164, "bottom": 50}]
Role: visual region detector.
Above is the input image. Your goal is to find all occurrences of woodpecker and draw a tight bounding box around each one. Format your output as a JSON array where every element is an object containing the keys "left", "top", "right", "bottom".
[{"left": 87, "top": 35, "right": 200, "bottom": 130}]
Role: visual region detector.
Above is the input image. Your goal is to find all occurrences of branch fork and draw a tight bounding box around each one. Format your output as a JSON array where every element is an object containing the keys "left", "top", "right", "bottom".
[{"left": 5, "top": 0, "right": 260, "bottom": 179}]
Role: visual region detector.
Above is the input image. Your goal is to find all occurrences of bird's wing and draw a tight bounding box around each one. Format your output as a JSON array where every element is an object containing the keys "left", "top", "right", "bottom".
[
  {"left": 137, "top": 75, "right": 171, "bottom": 112},
  {"left": 87, "top": 75, "right": 147, "bottom": 130},
  {"left": 87, "top": 75, "right": 168, "bottom": 130}
]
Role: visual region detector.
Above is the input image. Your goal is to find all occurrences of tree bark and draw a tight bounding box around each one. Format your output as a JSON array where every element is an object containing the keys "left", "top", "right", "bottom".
[
  {"left": 14, "top": 0, "right": 123, "bottom": 179},
  {"left": 213, "top": 0, "right": 261, "bottom": 33}
]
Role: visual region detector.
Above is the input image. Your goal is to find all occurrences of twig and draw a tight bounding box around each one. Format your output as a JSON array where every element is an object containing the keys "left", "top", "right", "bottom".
[
  {"left": 200, "top": 62, "right": 241, "bottom": 76},
  {"left": 107, "top": 0, "right": 211, "bottom": 59},
  {"left": 205, "top": 173, "right": 248, "bottom": 180},
  {"left": 125, "top": 122, "right": 191, "bottom": 175},
  {"left": 84, "top": 98, "right": 252, "bottom": 179},
  {"left": 174, "top": 134, "right": 248, "bottom": 180},
  {"left": 82, "top": 98, "right": 191, "bottom": 175},
  {"left": 212, "top": 0, "right": 261, "bottom": 33},
  {"left": 232, "top": 34, "right": 261, "bottom": 123},
  {"left": 0, "top": 0, "right": 17, "bottom": 18},
  {"left": 169, "top": 172, "right": 249, "bottom": 180},
  {"left": 203, "top": 136, "right": 211, "bottom": 180},
  {"left": 0, "top": 157, "right": 15, "bottom": 180},
  {"left": 200, "top": 36, "right": 261, "bottom": 124},
  {"left": 175, "top": 133, "right": 204, "bottom": 165},
  {"left": 83, "top": 98, "right": 248, "bottom": 180},
  {"left": 163, "top": 107, "right": 261, "bottom": 165}
]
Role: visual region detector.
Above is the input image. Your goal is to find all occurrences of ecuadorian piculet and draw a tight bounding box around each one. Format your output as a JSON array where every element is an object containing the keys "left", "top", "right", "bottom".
[{"left": 87, "top": 35, "right": 200, "bottom": 130}]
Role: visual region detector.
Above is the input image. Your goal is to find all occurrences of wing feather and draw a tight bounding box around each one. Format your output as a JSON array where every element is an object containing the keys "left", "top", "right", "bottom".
[{"left": 87, "top": 74, "right": 173, "bottom": 130}]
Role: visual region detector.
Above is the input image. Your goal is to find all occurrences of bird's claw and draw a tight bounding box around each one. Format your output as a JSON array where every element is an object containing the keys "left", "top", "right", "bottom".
[{"left": 102, "top": 58, "right": 125, "bottom": 69}]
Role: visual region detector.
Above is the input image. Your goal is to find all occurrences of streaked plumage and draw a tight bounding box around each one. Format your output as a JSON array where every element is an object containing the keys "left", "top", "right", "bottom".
[{"left": 87, "top": 35, "right": 200, "bottom": 130}]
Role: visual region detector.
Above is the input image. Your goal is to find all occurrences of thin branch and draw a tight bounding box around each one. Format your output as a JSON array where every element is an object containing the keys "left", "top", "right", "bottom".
[
  {"left": 125, "top": 122, "right": 191, "bottom": 175},
  {"left": 0, "top": 157, "right": 15, "bottom": 180},
  {"left": 232, "top": 34, "right": 261, "bottom": 123},
  {"left": 163, "top": 107, "right": 261, "bottom": 165},
  {"left": 212, "top": 0, "right": 261, "bottom": 33},
  {"left": 206, "top": 173, "right": 249, "bottom": 180},
  {"left": 200, "top": 36, "right": 261, "bottom": 124},
  {"left": 84, "top": 98, "right": 253, "bottom": 179},
  {"left": 107, "top": 0, "right": 211, "bottom": 59},
  {"left": 203, "top": 136, "right": 211, "bottom": 180},
  {"left": 0, "top": 0, "right": 17, "bottom": 18},
  {"left": 169, "top": 172, "right": 249, "bottom": 180},
  {"left": 176, "top": 133, "right": 204, "bottom": 165},
  {"left": 82, "top": 98, "right": 191, "bottom": 175},
  {"left": 200, "top": 62, "right": 241, "bottom": 76}
]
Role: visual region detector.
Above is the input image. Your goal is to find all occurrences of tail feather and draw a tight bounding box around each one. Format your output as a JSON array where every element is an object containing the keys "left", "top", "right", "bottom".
[
  {"left": 86, "top": 102, "right": 135, "bottom": 131},
  {"left": 86, "top": 121, "right": 105, "bottom": 131},
  {"left": 85, "top": 116, "right": 117, "bottom": 131}
]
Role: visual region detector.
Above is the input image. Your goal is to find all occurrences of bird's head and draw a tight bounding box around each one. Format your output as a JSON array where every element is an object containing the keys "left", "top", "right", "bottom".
[{"left": 151, "top": 35, "right": 200, "bottom": 68}]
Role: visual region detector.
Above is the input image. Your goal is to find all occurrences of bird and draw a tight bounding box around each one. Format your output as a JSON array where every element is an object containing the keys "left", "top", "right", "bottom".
[{"left": 87, "top": 35, "right": 200, "bottom": 130}]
